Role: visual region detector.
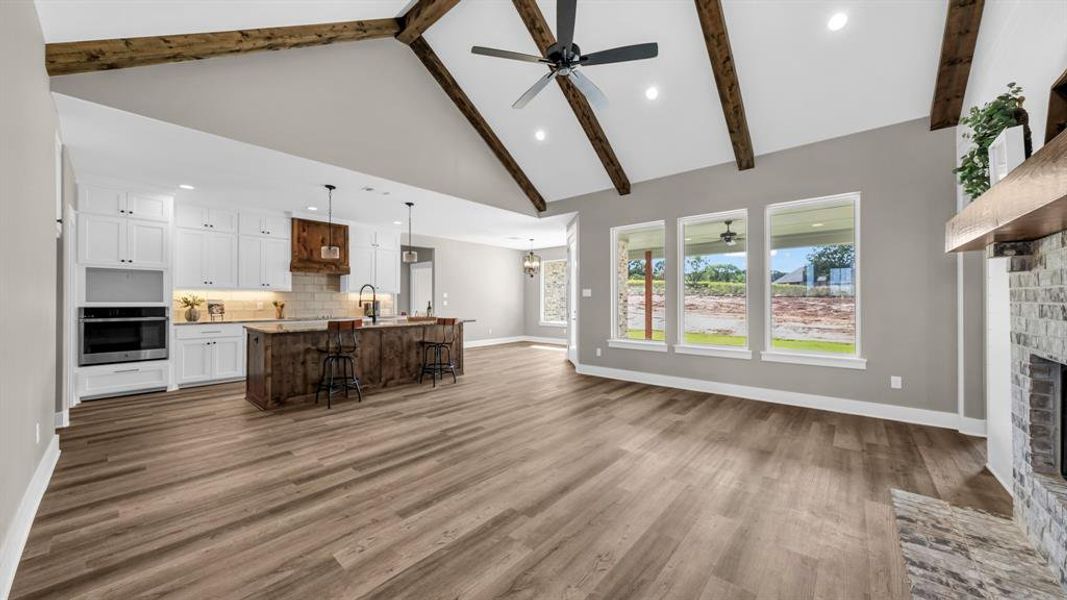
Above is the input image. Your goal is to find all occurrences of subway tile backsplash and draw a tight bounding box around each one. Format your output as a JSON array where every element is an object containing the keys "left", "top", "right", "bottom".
[{"left": 174, "top": 272, "right": 394, "bottom": 323}]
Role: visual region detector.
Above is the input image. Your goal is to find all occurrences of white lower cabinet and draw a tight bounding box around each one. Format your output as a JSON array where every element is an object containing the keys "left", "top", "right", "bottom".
[
  {"left": 78, "top": 360, "right": 169, "bottom": 400},
  {"left": 175, "top": 324, "right": 245, "bottom": 386}
]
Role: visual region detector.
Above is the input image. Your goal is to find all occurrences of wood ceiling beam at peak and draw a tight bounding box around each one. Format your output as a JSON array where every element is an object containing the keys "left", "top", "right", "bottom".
[
  {"left": 396, "top": 0, "right": 462, "bottom": 45},
  {"left": 930, "top": 0, "right": 985, "bottom": 130},
  {"left": 45, "top": 18, "right": 402, "bottom": 76},
  {"left": 693, "top": 0, "right": 754, "bottom": 171},
  {"left": 407, "top": 36, "right": 547, "bottom": 212},
  {"left": 511, "top": 0, "right": 632, "bottom": 195}
]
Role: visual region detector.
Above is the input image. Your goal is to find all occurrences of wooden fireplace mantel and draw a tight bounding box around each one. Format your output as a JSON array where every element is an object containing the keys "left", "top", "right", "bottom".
[{"left": 946, "top": 130, "right": 1067, "bottom": 252}]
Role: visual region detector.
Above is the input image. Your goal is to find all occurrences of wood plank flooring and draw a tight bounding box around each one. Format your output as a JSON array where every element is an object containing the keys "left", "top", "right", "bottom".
[{"left": 11, "top": 343, "right": 1010, "bottom": 599}]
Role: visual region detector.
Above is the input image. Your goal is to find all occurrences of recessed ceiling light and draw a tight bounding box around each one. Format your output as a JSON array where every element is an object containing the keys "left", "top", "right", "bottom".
[
  {"left": 306, "top": 206, "right": 319, "bottom": 211},
  {"left": 645, "top": 86, "right": 659, "bottom": 101},
  {"left": 179, "top": 184, "right": 195, "bottom": 190},
  {"left": 827, "top": 12, "right": 848, "bottom": 31},
  {"left": 393, "top": 220, "right": 403, "bottom": 225},
  {"left": 534, "top": 129, "right": 547, "bottom": 142},
  {"left": 811, "top": 222, "right": 825, "bottom": 228}
]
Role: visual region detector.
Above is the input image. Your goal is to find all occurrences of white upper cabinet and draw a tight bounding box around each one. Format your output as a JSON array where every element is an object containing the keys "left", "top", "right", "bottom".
[
  {"left": 79, "top": 184, "right": 171, "bottom": 223},
  {"left": 239, "top": 236, "right": 291, "bottom": 290},
  {"left": 240, "top": 212, "right": 290, "bottom": 239},
  {"left": 175, "top": 230, "right": 237, "bottom": 288},
  {"left": 342, "top": 225, "right": 401, "bottom": 293},
  {"left": 176, "top": 204, "right": 237, "bottom": 233},
  {"left": 78, "top": 214, "right": 169, "bottom": 268},
  {"left": 78, "top": 215, "right": 125, "bottom": 265},
  {"left": 125, "top": 193, "right": 170, "bottom": 222},
  {"left": 125, "top": 220, "right": 169, "bottom": 268}
]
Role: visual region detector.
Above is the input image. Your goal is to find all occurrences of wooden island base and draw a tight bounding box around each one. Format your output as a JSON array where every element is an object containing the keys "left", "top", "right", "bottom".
[{"left": 244, "top": 320, "right": 464, "bottom": 410}]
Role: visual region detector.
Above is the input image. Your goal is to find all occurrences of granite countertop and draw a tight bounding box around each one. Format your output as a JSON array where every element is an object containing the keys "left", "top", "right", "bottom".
[
  {"left": 244, "top": 318, "right": 472, "bottom": 334},
  {"left": 174, "top": 316, "right": 395, "bottom": 326}
]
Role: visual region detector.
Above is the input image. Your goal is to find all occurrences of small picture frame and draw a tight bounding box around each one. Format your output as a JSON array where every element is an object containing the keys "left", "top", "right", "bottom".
[{"left": 207, "top": 300, "right": 225, "bottom": 322}]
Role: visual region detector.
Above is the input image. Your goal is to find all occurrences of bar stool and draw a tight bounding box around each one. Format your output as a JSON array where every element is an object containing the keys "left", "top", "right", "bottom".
[
  {"left": 315, "top": 320, "right": 363, "bottom": 408},
  {"left": 419, "top": 318, "right": 458, "bottom": 387}
]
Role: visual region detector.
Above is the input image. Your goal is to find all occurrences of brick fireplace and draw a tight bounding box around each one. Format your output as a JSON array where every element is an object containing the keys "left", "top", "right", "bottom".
[{"left": 1008, "top": 232, "right": 1067, "bottom": 587}]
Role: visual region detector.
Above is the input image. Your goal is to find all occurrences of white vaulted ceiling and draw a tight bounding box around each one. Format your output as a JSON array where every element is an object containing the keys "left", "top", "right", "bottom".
[{"left": 36, "top": 0, "right": 951, "bottom": 205}]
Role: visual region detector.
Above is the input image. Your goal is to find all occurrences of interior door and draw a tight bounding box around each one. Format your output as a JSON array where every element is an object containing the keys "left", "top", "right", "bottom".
[
  {"left": 567, "top": 217, "right": 579, "bottom": 365},
  {"left": 126, "top": 220, "right": 168, "bottom": 268},
  {"left": 410, "top": 262, "right": 433, "bottom": 314}
]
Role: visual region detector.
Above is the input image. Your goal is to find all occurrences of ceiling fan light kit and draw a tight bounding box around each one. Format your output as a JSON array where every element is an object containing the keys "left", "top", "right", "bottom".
[{"left": 471, "top": 0, "right": 659, "bottom": 110}]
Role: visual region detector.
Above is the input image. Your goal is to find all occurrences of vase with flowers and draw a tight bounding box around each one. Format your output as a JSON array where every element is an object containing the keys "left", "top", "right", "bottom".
[{"left": 179, "top": 295, "right": 204, "bottom": 322}]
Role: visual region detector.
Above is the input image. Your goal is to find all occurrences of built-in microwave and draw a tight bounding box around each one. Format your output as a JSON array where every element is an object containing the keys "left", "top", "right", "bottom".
[{"left": 79, "top": 306, "right": 169, "bottom": 366}]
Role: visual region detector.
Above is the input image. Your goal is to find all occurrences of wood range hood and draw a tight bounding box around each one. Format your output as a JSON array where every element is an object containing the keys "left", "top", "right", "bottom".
[
  {"left": 290, "top": 218, "right": 350, "bottom": 274},
  {"left": 945, "top": 130, "right": 1067, "bottom": 253}
]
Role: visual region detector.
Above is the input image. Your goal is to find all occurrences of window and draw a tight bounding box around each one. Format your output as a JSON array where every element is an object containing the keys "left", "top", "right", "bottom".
[
  {"left": 540, "top": 259, "right": 567, "bottom": 326},
  {"left": 677, "top": 210, "right": 750, "bottom": 358},
  {"left": 610, "top": 221, "right": 666, "bottom": 350},
  {"left": 765, "top": 193, "right": 863, "bottom": 369}
]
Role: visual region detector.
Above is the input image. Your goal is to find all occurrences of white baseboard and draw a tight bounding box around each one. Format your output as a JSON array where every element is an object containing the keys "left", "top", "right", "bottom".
[
  {"left": 575, "top": 363, "right": 967, "bottom": 431},
  {"left": 54, "top": 411, "right": 68, "bottom": 429},
  {"left": 1, "top": 435, "right": 60, "bottom": 599},
  {"left": 465, "top": 335, "right": 567, "bottom": 348},
  {"left": 958, "top": 416, "right": 987, "bottom": 438}
]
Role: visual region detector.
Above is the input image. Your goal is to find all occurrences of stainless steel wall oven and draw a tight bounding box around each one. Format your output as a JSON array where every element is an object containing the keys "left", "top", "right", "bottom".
[{"left": 79, "top": 307, "right": 169, "bottom": 366}]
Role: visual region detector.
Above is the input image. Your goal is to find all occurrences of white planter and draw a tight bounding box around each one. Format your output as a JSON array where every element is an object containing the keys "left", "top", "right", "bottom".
[{"left": 988, "top": 125, "right": 1026, "bottom": 186}]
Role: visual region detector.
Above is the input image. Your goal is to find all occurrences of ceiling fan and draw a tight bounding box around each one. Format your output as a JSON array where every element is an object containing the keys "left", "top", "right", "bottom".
[
  {"left": 720, "top": 220, "right": 741, "bottom": 246},
  {"left": 470, "top": 0, "right": 659, "bottom": 109}
]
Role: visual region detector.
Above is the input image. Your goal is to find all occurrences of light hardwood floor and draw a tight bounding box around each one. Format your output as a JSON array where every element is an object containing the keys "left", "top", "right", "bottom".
[{"left": 12, "top": 343, "right": 1010, "bottom": 599}]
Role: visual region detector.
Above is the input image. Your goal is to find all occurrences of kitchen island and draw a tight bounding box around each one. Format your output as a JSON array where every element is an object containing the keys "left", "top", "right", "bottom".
[{"left": 244, "top": 319, "right": 465, "bottom": 410}]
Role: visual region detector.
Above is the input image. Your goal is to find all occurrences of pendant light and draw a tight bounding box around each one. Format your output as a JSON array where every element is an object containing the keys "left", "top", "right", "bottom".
[
  {"left": 522, "top": 238, "right": 541, "bottom": 278},
  {"left": 320, "top": 184, "right": 340, "bottom": 260},
  {"left": 401, "top": 202, "right": 418, "bottom": 264}
]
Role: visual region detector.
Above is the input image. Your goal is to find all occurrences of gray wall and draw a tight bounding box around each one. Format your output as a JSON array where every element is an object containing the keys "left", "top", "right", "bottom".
[
  {"left": 548, "top": 118, "right": 968, "bottom": 415},
  {"left": 410, "top": 234, "right": 525, "bottom": 342},
  {"left": 1, "top": 0, "right": 59, "bottom": 585},
  {"left": 50, "top": 39, "right": 536, "bottom": 216},
  {"left": 524, "top": 246, "right": 568, "bottom": 341}
]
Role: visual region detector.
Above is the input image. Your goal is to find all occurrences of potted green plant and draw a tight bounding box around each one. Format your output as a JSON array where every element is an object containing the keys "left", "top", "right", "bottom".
[
  {"left": 955, "top": 82, "right": 1032, "bottom": 201},
  {"left": 179, "top": 294, "right": 204, "bottom": 322}
]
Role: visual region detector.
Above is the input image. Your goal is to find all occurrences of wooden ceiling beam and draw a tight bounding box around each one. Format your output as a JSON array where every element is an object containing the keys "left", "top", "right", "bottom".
[
  {"left": 693, "top": 0, "right": 754, "bottom": 170},
  {"left": 511, "top": 0, "right": 631, "bottom": 195},
  {"left": 408, "top": 36, "right": 547, "bottom": 212},
  {"left": 45, "top": 18, "right": 402, "bottom": 76},
  {"left": 930, "top": 0, "right": 985, "bottom": 130},
  {"left": 396, "top": 0, "right": 461, "bottom": 45}
]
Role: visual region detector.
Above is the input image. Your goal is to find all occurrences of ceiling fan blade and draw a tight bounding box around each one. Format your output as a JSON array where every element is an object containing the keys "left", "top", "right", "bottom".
[
  {"left": 472, "top": 46, "right": 550, "bottom": 64},
  {"left": 581, "top": 43, "right": 659, "bottom": 66},
  {"left": 568, "top": 70, "right": 608, "bottom": 109},
  {"left": 513, "top": 70, "right": 558, "bottom": 109},
  {"left": 557, "top": 0, "right": 577, "bottom": 52}
]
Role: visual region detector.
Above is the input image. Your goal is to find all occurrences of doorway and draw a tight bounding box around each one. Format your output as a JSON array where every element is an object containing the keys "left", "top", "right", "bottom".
[
  {"left": 567, "top": 217, "right": 579, "bottom": 365},
  {"left": 410, "top": 262, "right": 434, "bottom": 316}
]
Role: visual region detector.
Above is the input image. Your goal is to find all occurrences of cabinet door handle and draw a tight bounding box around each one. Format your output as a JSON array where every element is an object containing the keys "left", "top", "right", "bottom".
[{"left": 114, "top": 368, "right": 140, "bottom": 373}]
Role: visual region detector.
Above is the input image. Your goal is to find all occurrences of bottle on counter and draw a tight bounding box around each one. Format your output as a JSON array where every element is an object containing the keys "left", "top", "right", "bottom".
[{"left": 426, "top": 301, "right": 433, "bottom": 317}]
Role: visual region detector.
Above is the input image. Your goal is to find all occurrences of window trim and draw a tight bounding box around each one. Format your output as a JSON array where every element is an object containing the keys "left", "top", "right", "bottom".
[
  {"left": 539, "top": 258, "right": 567, "bottom": 327},
  {"left": 609, "top": 220, "right": 667, "bottom": 346},
  {"left": 763, "top": 191, "right": 862, "bottom": 367},
  {"left": 674, "top": 208, "right": 751, "bottom": 357}
]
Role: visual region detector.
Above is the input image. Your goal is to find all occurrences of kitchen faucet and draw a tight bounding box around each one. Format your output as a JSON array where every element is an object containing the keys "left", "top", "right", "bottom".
[{"left": 358, "top": 284, "right": 378, "bottom": 324}]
